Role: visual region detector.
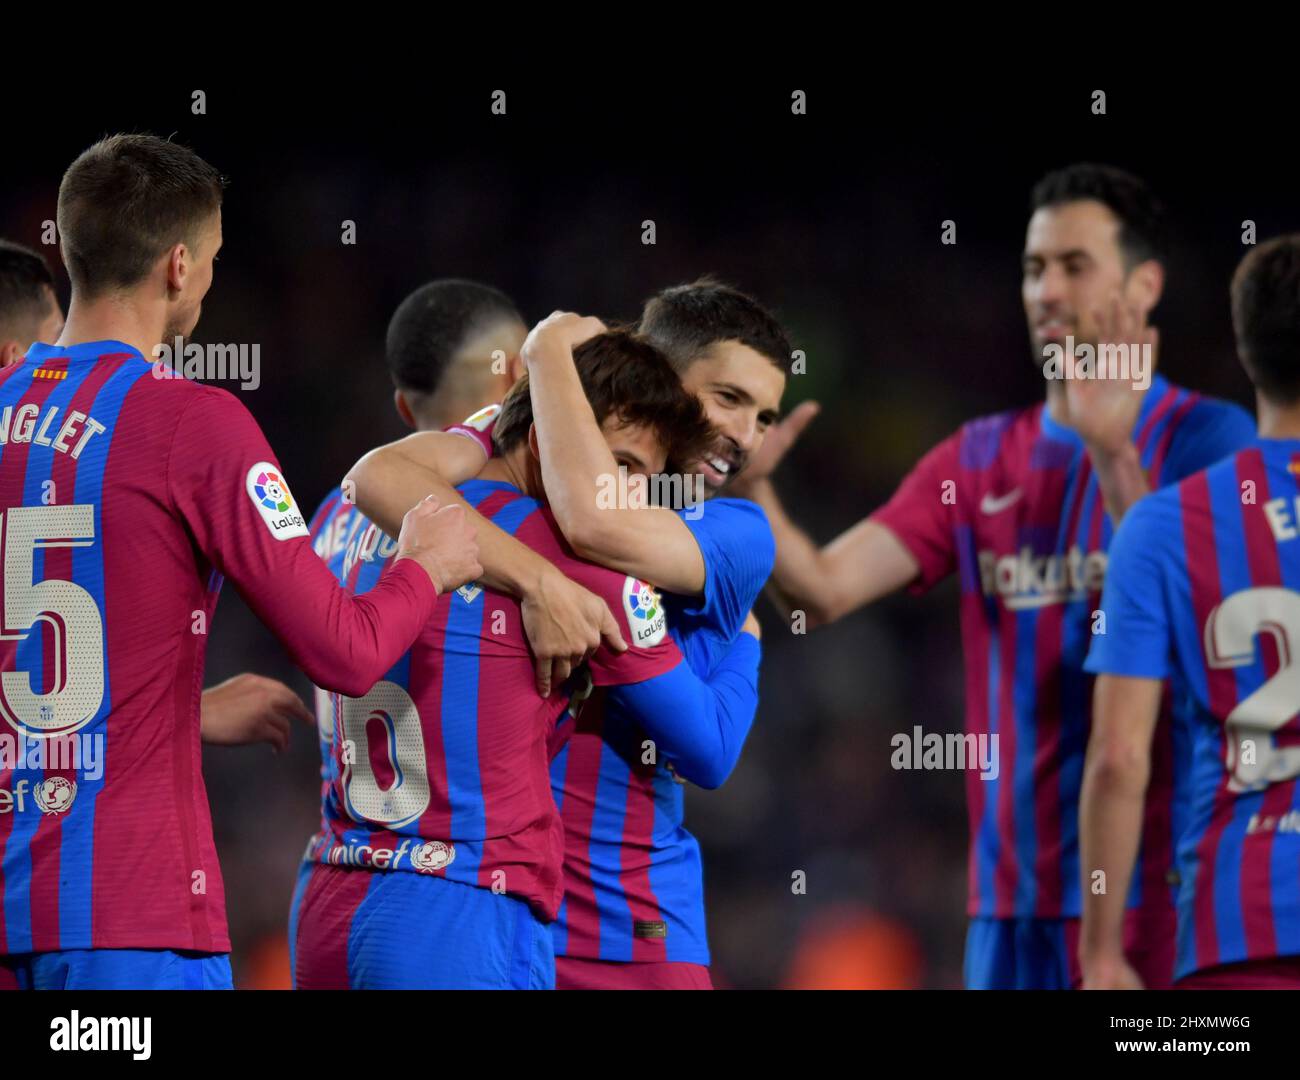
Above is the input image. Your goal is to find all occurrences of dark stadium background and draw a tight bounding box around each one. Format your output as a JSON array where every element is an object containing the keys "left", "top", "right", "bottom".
[{"left": 3, "top": 81, "right": 1296, "bottom": 988}]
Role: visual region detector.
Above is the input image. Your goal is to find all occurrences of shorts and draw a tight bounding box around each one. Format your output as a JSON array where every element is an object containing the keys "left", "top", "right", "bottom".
[
  {"left": 1176, "top": 956, "right": 1300, "bottom": 989},
  {"left": 555, "top": 955, "right": 712, "bottom": 990},
  {"left": 965, "top": 902, "right": 1176, "bottom": 990},
  {"left": 293, "top": 863, "right": 554, "bottom": 989},
  {"left": 0, "top": 948, "right": 232, "bottom": 990}
]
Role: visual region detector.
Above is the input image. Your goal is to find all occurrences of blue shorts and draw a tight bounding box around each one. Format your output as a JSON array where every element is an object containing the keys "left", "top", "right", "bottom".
[
  {"left": 288, "top": 858, "right": 314, "bottom": 979},
  {"left": 965, "top": 904, "right": 1177, "bottom": 990},
  {"left": 0, "top": 948, "right": 232, "bottom": 990},
  {"left": 964, "top": 917, "right": 1077, "bottom": 990},
  {"left": 293, "top": 863, "right": 554, "bottom": 989}
]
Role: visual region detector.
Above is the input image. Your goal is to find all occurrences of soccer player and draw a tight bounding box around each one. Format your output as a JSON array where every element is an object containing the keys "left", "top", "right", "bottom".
[
  {"left": 725, "top": 164, "right": 1258, "bottom": 989},
  {"left": 0, "top": 237, "right": 316, "bottom": 752},
  {"left": 292, "top": 329, "right": 762, "bottom": 989},
  {"left": 287, "top": 276, "right": 546, "bottom": 972},
  {"left": 0, "top": 134, "right": 480, "bottom": 991},
  {"left": 1082, "top": 236, "right": 1300, "bottom": 990},
  {"left": 347, "top": 281, "right": 789, "bottom": 988},
  {"left": 0, "top": 240, "right": 64, "bottom": 361}
]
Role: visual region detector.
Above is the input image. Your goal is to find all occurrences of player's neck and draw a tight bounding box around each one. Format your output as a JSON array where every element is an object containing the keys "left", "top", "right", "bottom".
[
  {"left": 1255, "top": 393, "right": 1300, "bottom": 440},
  {"left": 1043, "top": 374, "right": 1069, "bottom": 421},
  {"left": 479, "top": 449, "right": 539, "bottom": 501},
  {"left": 58, "top": 294, "right": 166, "bottom": 362}
]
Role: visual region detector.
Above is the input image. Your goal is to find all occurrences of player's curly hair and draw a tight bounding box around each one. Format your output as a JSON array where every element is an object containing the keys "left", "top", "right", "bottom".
[
  {"left": 492, "top": 327, "right": 715, "bottom": 471},
  {"left": 1232, "top": 235, "right": 1300, "bottom": 404}
]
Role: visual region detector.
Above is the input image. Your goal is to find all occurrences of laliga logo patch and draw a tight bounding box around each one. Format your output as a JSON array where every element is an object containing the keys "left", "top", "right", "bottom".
[
  {"left": 411, "top": 840, "right": 455, "bottom": 873},
  {"left": 34, "top": 776, "right": 76, "bottom": 815},
  {"left": 623, "top": 576, "right": 667, "bottom": 647},
  {"left": 460, "top": 403, "right": 500, "bottom": 433},
  {"left": 245, "top": 461, "right": 309, "bottom": 540}
]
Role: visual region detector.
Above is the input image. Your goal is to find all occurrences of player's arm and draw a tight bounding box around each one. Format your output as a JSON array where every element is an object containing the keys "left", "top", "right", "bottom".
[
  {"left": 169, "top": 389, "right": 480, "bottom": 698},
  {"left": 348, "top": 429, "right": 577, "bottom": 605},
  {"left": 729, "top": 403, "right": 960, "bottom": 627},
  {"left": 522, "top": 312, "right": 709, "bottom": 596},
  {"left": 609, "top": 623, "right": 762, "bottom": 789},
  {"left": 1077, "top": 497, "right": 1174, "bottom": 989},
  {"left": 346, "top": 431, "right": 628, "bottom": 697},
  {"left": 743, "top": 479, "right": 920, "bottom": 626},
  {"left": 1054, "top": 296, "right": 1159, "bottom": 522},
  {"left": 1078, "top": 673, "right": 1162, "bottom": 990},
  {"left": 347, "top": 429, "right": 488, "bottom": 539},
  {"left": 200, "top": 673, "right": 314, "bottom": 752},
  {"left": 1088, "top": 444, "right": 1150, "bottom": 524}
]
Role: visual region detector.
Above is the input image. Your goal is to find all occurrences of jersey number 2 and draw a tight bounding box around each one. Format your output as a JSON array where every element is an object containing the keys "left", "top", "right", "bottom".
[{"left": 1204, "top": 586, "right": 1300, "bottom": 792}]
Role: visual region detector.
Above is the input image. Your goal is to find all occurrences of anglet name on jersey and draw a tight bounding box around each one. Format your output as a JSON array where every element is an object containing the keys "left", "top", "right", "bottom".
[{"left": 0, "top": 403, "right": 105, "bottom": 459}]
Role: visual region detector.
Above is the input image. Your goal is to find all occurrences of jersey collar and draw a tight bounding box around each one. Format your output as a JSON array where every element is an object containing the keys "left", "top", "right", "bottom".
[
  {"left": 22, "top": 340, "right": 147, "bottom": 366},
  {"left": 1039, "top": 371, "right": 1170, "bottom": 446}
]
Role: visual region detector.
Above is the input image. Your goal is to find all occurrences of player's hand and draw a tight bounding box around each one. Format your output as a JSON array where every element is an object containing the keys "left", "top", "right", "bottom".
[
  {"left": 521, "top": 311, "right": 607, "bottom": 369},
  {"left": 522, "top": 567, "right": 626, "bottom": 697},
  {"left": 741, "top": 609, "right": 761, "bottom": 640},
  {"left": 1058, "top": 293, "right": 1157, "bottom": 457},
  {"left": 1081, "top": 955, "right": 1146, "bottom": 990},
  {"left": 200, "top": 673, "right": 314, "bottom": 752},
  {"left": 732, "top": 400, "right": 820, "bottom": 489},
  {"left": 396, "top": 495, "right": 483, "bottom": 594}
]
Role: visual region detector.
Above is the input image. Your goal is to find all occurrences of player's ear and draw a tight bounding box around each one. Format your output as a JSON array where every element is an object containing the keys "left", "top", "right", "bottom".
[
  {"left": 393, "top": 390, "right": 417, "bottom": 430},
  {"left": 0, "top": 341, "right": 23, "bottom": 368},
  {"left": 1129, "top": 258, "right": 1164, "bottom": 319},
  {"left": 164, "top": 242, "right": 188, "bottom": 294},
  {"left": 506, "top": 351, "right": 525, "bottom": 383},
  {"left": 527, "top": 422, "right": 541, "bottom": 462}
]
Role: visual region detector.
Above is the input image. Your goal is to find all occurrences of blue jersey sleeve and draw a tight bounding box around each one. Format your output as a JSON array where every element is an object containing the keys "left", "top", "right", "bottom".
[
  {"left": 1160, "top": 398, "right": 1255, "bottom": 484},
  {"left": 675, "top": 497, "right": 775, "bottom": 641},
  {"left": 608, "top": 631, "right": 761, "bottom": 789},
  {"left": 1084, "top": 492, "right": 1178, "bottom": 679}
]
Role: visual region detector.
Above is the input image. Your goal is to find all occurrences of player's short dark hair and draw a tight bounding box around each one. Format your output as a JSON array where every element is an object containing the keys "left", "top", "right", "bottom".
[
  {"left": 385, "top": 279, "right": 523, "bottom": 395},
  {"left": 638, "top": 277, "right": 792, "bottom": 372},
  {"left": 1231, "top": 235, "right": 1300, "bottom": 404},
  {"left": 1030, "top": 163, "right": 1167, "bottom": 268},
  {"left": 57, "top": 134, "right": 224, "bottom": 299},
  {"left": 493, "top": 327, "right": 714, "bottom": 470},
  {"left": 0, "top": 240, "right": 57, "bottom": 342}
]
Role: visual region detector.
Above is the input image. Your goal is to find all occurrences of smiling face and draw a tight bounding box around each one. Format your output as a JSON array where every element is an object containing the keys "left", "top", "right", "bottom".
[
  {"left": 1022, "top": 199, "right": 1160, "bottom": 368},
  {"left": 678, "top": 341, "right": 785, "bottom": 491}
]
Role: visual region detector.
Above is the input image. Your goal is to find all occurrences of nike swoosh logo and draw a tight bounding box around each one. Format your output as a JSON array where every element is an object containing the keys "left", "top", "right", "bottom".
[{"left": 980, "top": 489, "right": 1024, "bottom": 515}]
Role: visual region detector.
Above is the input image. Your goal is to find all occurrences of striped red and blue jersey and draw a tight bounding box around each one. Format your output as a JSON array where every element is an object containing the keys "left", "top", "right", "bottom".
[
  {"left": 871, "top": 373, "right": 1255, "bottom": 920},
  {"left": 447, "top": 407, "right": 775, "bottom": 963},
  {"left": 303, "top": 479, "right": 685, "bottom": 922},
  {"left": 305, "top": 485, "right": 362, "bottom": 798},
  {"left": 550, "top": 498, "right": 774, "bottom": 964},
  {"left": 1086, "top": 437, "right": 1300, "bottom": 978},
  {"left": 0, "top": 341, "right": 439, "bottom": 955}
]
